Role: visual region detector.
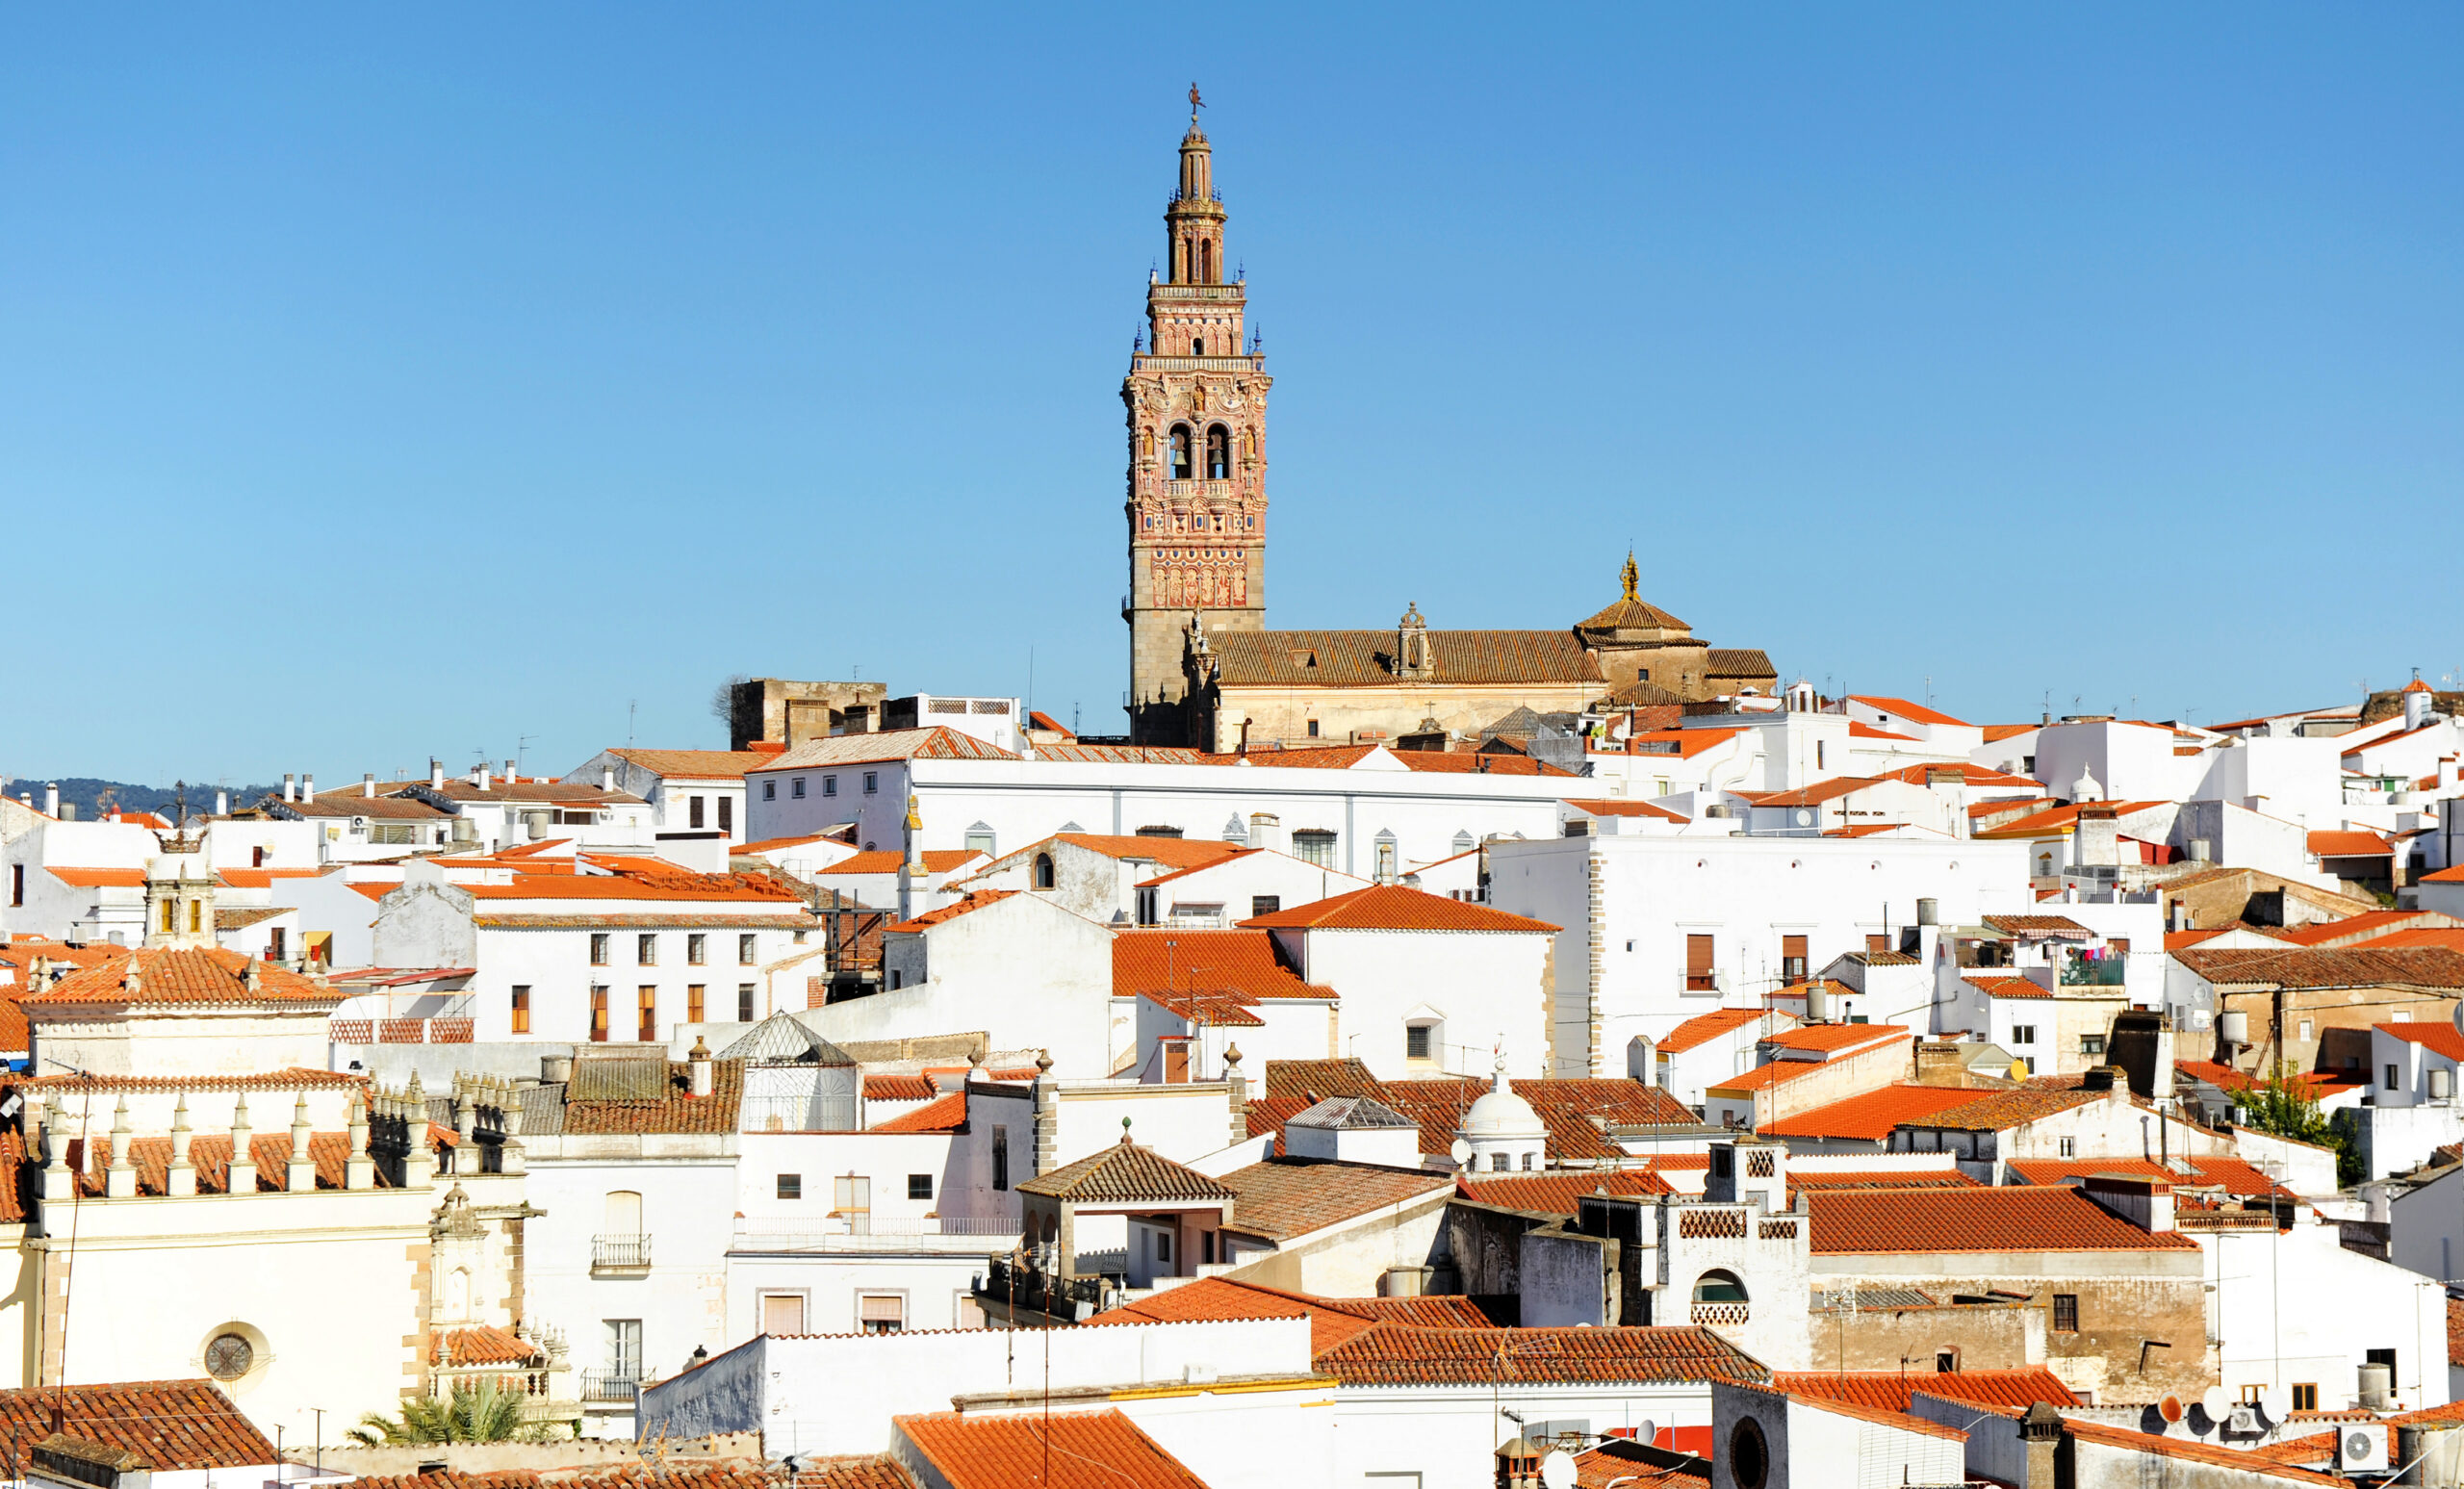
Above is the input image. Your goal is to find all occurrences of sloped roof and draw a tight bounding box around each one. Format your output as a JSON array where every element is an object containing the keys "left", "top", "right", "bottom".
[
  {"left": 1254, "top": 1059, "right": 1696, "bottom": 1161},
  {"left": 1239, "top": 884, "right": 1558, "bottom": 934},
  {"left": 603, "top": 750, "right": 781, "bottom": 781},
  {"left": 1577, "top": 593, "right": 1692, "bottom": 633},
  {"left": 1758, "top": 1085, "right": 2005, "bottom": 1142},
  {"left": 1562, "top": 798, "right": 1689, "bottom": 823},
  {"left": 1808, "top": 1186, "right": 2200, "bottom": 1254},
  {"left": 1316, "top": 1324, "right": 1765, "bottom": 1387},
  {"left": 1760, "top": 1023, "right": 1910, "bottom": 1057},
  {"left": 895, "top": 1409, "right": 1208, "bottom": 1489},
  {"left": 2380, "top": 1021, "right": 2464, "bottom": 1063},
  {"left": 1706, "top": 649, "right": 1776, "bottom": 680},
  {"left": 1210, "top": 629, "right": 1604, "bottom": 688},
  {"left": 1893, "top": 1087, "right": 2103, "bottom": 1132},
  {"left": 718, "top": 1013, "right": 854, "bottom": 1065},
  {"left": 1016, "top": 1139, "right": 1236, "bottom": 1204},
  {"left": 869, "top": 1092, "right": 968, "bottom": 1134},
  {"left": 1656, "top": 1007, "right": 1784, "bottom": 1054},
  {"left": 0, "top": 1381, "right": 273, "bottom": 1472},
  {"left": 2005, "top": 1155, "right": 2294, "bottom": 1199},
  {"left": 1217, "top": 1157, "right": 1451, "bottom": 1241},
  {"left": 760, "top": 728, "right": 1018, "bottom": 772},
  {"left": 1455, "top": 1168, "right": 1674, "bottom": 1215},
  {"left": 557, "top": 1059, "right": 742, "bottom": 1135},
  {"left": 1288, "top": 1094, "right": 1417, "bottom": 1130},
  {"left": 22, "top": 947, "right": 340, "bottom": 1009},
  {"left": 812, "top": 850, "right": 984, "bottom": 877},
  {"left": 1848, "top": 696, "right": 1972, "bottom": 729},
  {"left": 2174, "top": 946, "right": 2464, "bottom": 990},
  {"left": 1113, "top": 928, "right": 1335, "bottom": 1002},
  {"left": 1771, "top": 1368, "right": 2077, "bottom": 1415}
]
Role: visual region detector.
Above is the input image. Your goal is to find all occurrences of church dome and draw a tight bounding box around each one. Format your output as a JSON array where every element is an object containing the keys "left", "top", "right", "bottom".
[
  {"left": 2069, "top": 763, "right": 2104, "bottom": 804},
  {"left": 1458, "top": 1059, "right": 1545, "bottom": 1142}
]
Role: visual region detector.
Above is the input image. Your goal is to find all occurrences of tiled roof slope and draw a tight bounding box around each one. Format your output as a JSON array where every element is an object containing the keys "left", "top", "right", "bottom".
[
  {"left": 1209, "top": 629, "right": 1603, "bottom": 688},
  {"left": 1656, "top": 1007, "right": 1779, "bottom": 1054},
  {"left": 1113, "top": 929, "right": 1334, "bottom": 1001},
  {"left": 0, "top": 1381, "right": 273, "bottom": 1471},
  {"left": 1017, "top": 1139, "right": 1237, "bottom": 1204},
  {"left": 1784, "top": 1169, "right": 1978, "bottom": 1198},
  {"left": 557, "top": 1060, "right": 742, "bottom": 1135},
  {"left": 896, "top": 1409, "right": 1210, "bottom": 1489},
  {"left": 1316, "top": 1324, "right": 1766, "bottom": 1387},
  {"left": 1219, "top": 1158, "right": 1452, "bottom": 1240},
  {"left": 2005, "top": 1156, "right": 2293, "bottom": 1198},
  {"left": 759, "top": 728, "right": 1019, "bottom": 771},
  {"left": 1088, "top": 1276, "right": 1375, "bottom": 1353},
  {"left": 2172, "top": 946, "right": 2464, "bottom": 989},
  {"left": 1571, "top": 1441, "right": 1708, "bottom": 1489},
  {"left": 1240, "top": 885, "right": 1559, "bottom": 934},
  {"left": 869, "top": 1092, "right": 967, "bottom": 1134},
  {"left": 1758, "top": 1085, "right": 2002, "bottom": 1142},
  {"left": 815, "top": 851, "right": 984, "bottom": 877},
  {"left": 1808, "top": 1187, "right": 2199, "bottom": 1254},
  {"left": 1456, "top": 1169, "right": 1674, "bottom": 1215},
  {"left": 1893, "top": 1087, "right": 2103, "bottom": 1132},
  {"left": 23, "top": 947, "right": 339, "bottom": 1008},
  {"left": 604, "top": 750, "right": 782, "bottom": 780},
  {"left": 1773, "top": 1367, "right": 2076, "bottom": 1412},
  {"left": 432, "top": 1324, "right": 543, "bottom": 1366},
  {"left": 1254, "top": 1059, "right": 1696, "bottom": 1161}
]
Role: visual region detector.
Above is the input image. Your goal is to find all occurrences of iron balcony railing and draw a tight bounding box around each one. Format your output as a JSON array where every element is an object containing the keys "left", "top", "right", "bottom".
[
  {"left": 2060, "top": 958, "right": 2128, "bottom": 988},
  {"left": 579, "top": 1371, "right": 639, "bottom": 1404},
  {"left": 976, "top": 1256, "right": 1116, "bottom": 1321},
  {"left": 591, "top": 1233, "right": 652, "bottom": 1271}
]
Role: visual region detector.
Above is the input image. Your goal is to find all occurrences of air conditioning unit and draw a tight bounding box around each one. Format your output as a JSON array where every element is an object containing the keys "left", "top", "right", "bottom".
[
  {"left": 2337, "top": 1423, "right": 2389, "bottom": 1473},
  {"left": 2225, "top": 1407, "right": 2260, "bottom": 1435}
]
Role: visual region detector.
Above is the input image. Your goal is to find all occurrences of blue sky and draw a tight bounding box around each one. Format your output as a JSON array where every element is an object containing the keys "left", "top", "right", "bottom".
[{"left": 5, "top": 7, "right": 2457, "bottom": 786}]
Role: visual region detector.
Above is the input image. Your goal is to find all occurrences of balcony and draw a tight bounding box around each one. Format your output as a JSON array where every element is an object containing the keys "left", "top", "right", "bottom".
[
  {"left": 579, "top": 1371, "right": 639, "bottom": 1404},
  {"left": 1690, "top": 1302, "right": 1750, "bottom": 1327},
  {"left": 591, "top": 1233, "right": 652, "bottom": 1275},
  {"left": 975, "top": 1255, "right": 1117, "bottom": 1323},
  {"left": 2059, "top": 957, "right": 2127, "bottom": 988}
]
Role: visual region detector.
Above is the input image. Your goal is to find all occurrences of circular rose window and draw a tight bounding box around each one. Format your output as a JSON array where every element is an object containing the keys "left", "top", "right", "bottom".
[{"left": 203, "top": 1332, "right": 254, "bottom": 1380}]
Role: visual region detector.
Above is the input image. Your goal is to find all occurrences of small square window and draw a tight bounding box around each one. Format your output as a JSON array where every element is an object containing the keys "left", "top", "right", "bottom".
[
  {"left": 909, "top": 1173, "right": 933, "bottom": 1200},
  {"left": 792, "top": 778, "right": 807, "bottom": 799},
  {"left": 637, "top": 934, "right": 657, "bottom": 965},
  {"left": 777, "top": 1174, "right": 802, "bottom": 1200},
  {"left": 1406, "top": 1025, "right": 1432, "bottom": 1061},
  {"left": 2080, "top": 1035, "right": 2105, "bottom": 1056},
  {"left": 2058, "top": 1137, "right": 2075, "bottom": 1158},
  {"left": 762, "top": 781, "right": 776, "bottom": 801},
  {"left": 739, "top": 933, "right": 757, "bottom": 964},
  {"left": 737, "top": 984, "right": 757, "bottom": 1021},
  {"left": 2051, "top": 1294, "right": 2078, "bottom": 1332},
  {"left": 687, "top": 933, "right": 706, "bottom": 965},
  {"left": 862, "top": 772, "right": 879, "bottom": 794},
  {"left": 589, "top": 934, "right": 609, "bottom": 966},
  {"left": 824, "top": 776, "right": 837, "bottom": 797},
  {"left": 2292, "top": 1383, "right": 2318, "bottom": 1412}
]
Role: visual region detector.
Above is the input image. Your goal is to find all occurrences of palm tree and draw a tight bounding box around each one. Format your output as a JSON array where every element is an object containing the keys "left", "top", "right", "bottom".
[{"left": 348, "top": 1380, "right": 560, "bottom": 1445}]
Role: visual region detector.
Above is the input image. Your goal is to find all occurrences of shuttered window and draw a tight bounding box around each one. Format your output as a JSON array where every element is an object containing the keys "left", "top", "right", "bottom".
[
  {"left": 859, "top": 1295, "right": 904, "bottom": 1333},
  {"left": 1781, "top": 936, "right": 1808, "bottom": 983},
  {"left": 1685, "top": 935, "right": 1715, "bottom": 991},
  {"left": 761, "top": 1294, "right": 806, "bottom": 1336}
]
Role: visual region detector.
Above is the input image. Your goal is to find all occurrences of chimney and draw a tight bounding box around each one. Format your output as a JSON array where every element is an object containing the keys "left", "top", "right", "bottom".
[
  {"left": 301, "top": 773, "right": 314, "bottom": 800},
  {"left": 214, "top": 789, "right": 229, "bottom": 816},
  {"left": 363, "top": 773, "right": 376, "bottom": 799},
  {"left": 474, "top": 764, "right": 490, "bottom": 792},
  {"left": 2018, "top": 1403, "right": 2065, "bottom": 1489},
  {"left": 2074, "top": 804, "right": 2120, "bottom": 869},
  {"left": 2081, "top": 1172, "right": 2173, "bottom": 1233},
  {"left": 283, "top": 774, "right": 297, "bottom": 803},
  {"left": 1913, "top": 1041, "right": 1966, "bottom": 1085},
  {"left": 2444, "top": 756, "right": 2461, "bottom": 794},
  {"left": 429, "top": 758, "right": 445, "bottom": 789},
  {"left": 1248, "top": 812, "right": 1280, "bottom": 854},
  {"left": 541, "top": 1053, "right": 574, "bottom": 1084},
  {"left": 43, "top": 783, "right": 58, "bottom": 817},
  {"left": 505, "top": 759, "right": 517, "bottom": 783},
  {"left": 602, "top": 765, "right": 617, "bottom": 793},
  {"left": 226, "top": 1094, "right": 258, "bottom": 1194},
  {"left": 689, "top": 1037, "right": 713, "bottom": 1098}
]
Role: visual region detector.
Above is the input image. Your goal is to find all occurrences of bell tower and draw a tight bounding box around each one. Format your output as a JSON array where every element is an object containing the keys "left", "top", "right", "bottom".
[{"left": 1122, "top": 87, "right": 1271, "bottom": 745}]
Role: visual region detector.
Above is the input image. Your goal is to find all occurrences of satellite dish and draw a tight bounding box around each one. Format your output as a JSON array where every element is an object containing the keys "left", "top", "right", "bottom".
[
  {"left": 2451, "top": 1001, "right": 2464, "bottom": 1038},
  {"left": 1539, "top": 1450, "right": 1576, "bottom": 1489},
  {"left": 1636, "top": 1420, "right": 1659, "bottom": 1450},
  {"left": 1450, "top": 1138, "right": 1473, "bottom": 1167},
  {"left": 2160, "top": 1396, "right": 2184, "bottom": 1425}
]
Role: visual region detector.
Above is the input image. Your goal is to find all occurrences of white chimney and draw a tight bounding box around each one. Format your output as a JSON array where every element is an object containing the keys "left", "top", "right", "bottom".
[
  {"left": 214, "top": 790, "right": 229, "bottom": 816},
  {"left": 301, "top": 773, "right": 314, "bottom": 800},
  {"left": 363, "top": 773, "right": 376, "bottom": 798},
  {"left": 1249, "top": 812, "right": 1280, "bottom": 855},
  {"left": 601, "top": 766, "right": 616, "bottom": 792},
  {"left": 2444, "top": 756, "right": 2460, "bottom": 794},
  {"left": 475, "top": 764, "right": 491, "bottom": 792},
  {"left": 43, "top": 783, "right": 58, "bottom": 817},
  {"left": 505, "top": 759, "right": 517, "bottom": 783},
  {"left": 429, "top": 758, "right": 445, "bottom": 789},
  {"left": 283, "top": 774, "right": 297, "bottom": 803}
]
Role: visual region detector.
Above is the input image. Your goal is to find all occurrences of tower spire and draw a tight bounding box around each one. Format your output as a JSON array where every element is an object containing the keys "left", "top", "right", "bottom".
[{"left": 1620, "top": 549, "right": 1640, "bottom": 603}]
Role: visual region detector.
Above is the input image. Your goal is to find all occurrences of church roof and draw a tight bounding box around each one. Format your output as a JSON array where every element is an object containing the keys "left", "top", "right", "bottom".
[
  {"left": 1208, "top": 629, "right": 1601, "bottom": 689},
  {"left": 1575, "top": 595, "right": 1692, "bottom": 634},
  {"left": 1707, "top": 649, "right": 1778, "bottom": 680}
]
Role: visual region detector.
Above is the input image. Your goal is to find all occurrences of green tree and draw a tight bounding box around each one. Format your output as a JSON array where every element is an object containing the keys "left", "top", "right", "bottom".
[
  {"left": 347, "top": 1381, "right": 561, "bottom": 1446},
  {"left": 2237, "top": 1073, "right": 2360, "bottom": 1189}
]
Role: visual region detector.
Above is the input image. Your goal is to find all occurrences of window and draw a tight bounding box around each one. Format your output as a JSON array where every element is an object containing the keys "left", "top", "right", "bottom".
[
  {"left": 823, "top": 775, "right": 837, "bottom": 797},
  {"left": 862, "top": 772, "right": 879, "bottom": 795},
  {"left": 604, "top": 1319, "right": 643, "bottom": 1380},
  {"left": 909, "top": 1173, "right": 933, "bottom": 1200},
  {"left": 2051, "top": 1294, "right": 2078, "bottom": 1332},
  {"left": 190, "top": 900, "right": 202, "bottom": 934},
  {"left": 761, "top": 1294, "right": 806, "bottom": 1335},
  {"left": 162, "top": 898, "right": 175, "bottom": 933},
  {"left": 1781, "top": 935, "right": 1808, "bottom": 983},
  {"left": 2013, "top": 1025, "right": 2036, "bottom": 1045},
  {"left": 964, "top": 824, "right": 995, "bottom": 857},
  {"left": 1406, "top": 1025, "right": 1433, "bottom": 1061},
  {"left": 1294, "top": 830, "right": 1336, "bottom": 868},
  {"left": 687, "top": 985, "right": 706, "bottom": 1022},
  {"left": 1685, "top": 935, "right": 1715, "bottom": 991},
  {"left": 1729, "top": 1418, "right": 1770, "bottom": 1489},
  {"left": 637, "top": 934, "right": 657, "bottom": 965},
  {"left": 269, "top": 926, "right": 287, "bottom": 963},
  {"left": 1305, "top": 719, "right": 1320, "bottom": 738},
  {"left": 2057, "top": 1137, "right": 2075, "bottom": 1158},
  {"left": 1490, "top": 1152, "right": 1510, "bottom": 1172},
  {"left": 737, "top": 984, "right": 757, "bottom": 1021},
  {"left": 9, "top": 864, "right": 21, "bottom": 907},
  {"left": 992, "top": 1126, "right": 1010, "bottom": 1191},
  {"left": 1154, "top": 1229, "right": 1173, "bottom": 1264},
  {"left": 590, "top": 986, "right": 609, "bottom": 1042},
  {"left": 762, "top": 780, "right": 776, "bottom": 801},
  {"left": 792, "top": 778, "right": 807, "bottom": 799},
  {"left": 834, "top": 1174, "right": 872, "bottom": 1211},
  {"left": 1205, "top": 424, "right": 1230, "bottom": 479},
  {"left": 1033, "top": 853, "right": 1056, "bottom": 889},
  {"left": 687, "top": 933, "right": 706, "bottom": 965},
  {"left": 637, "top": 987, "right": 655, "bottom": 1040},
  {"left": 2297, "top": 1019, "right": 2313, "bottom": 1042},
  {"left": 858, "top": 1295, "right": 905, "bottom": 1334},
  {"left": 1373, "top": 834, "right": 1397, "bottom": 883},
  {"left": 603, "top": 1189, "right": 643, "bottom": 1234},
  {"left": 590, "top": 933, "right": 609, "bottom": 965},
  {"left": 511, "top": 985, "right": 530, "bottom": 1035},
  {"left": 718, "top": 796, "right": 732, "bottom": 834},
  {"left": 1936, "top": 1351, "right": 1958, "bottom": 1373},
  {"left": 1521, "top": 1152, "right": 1534, "bottom": 1170},
  {"left": 1816, "top": 740, "right": 1826, "bottom": 771},
  {"left": 777, "top": 1173, "right": 802, "bottom": 1200},
  {"left": 2292, "top": 1383, "right": 2318, "bottom": 1412},
  {"left": 1865, "top": 933, "right": 1888, "bottom": 955},
  {"left": 2238, "top": 1384, "right": 2264, "bottom": 1406},
  {"left": 739, "top": 933, "right": 757, "bottom": 963},
  {"left": 2387, "top": 1064, "right": 2401, "bottom": 1091},
  {"left": 1170, "top": 424, "right": 1194, "bottom": 479},
  {"left": 2080, "top": 1034, "right": 2106, "bottom": 1056},
  {"left": 1251, "top": 894, "right": 1280, "bottom": 916},
  {"left": 689, "top": 795, "right": 706, "bottom": 830}
]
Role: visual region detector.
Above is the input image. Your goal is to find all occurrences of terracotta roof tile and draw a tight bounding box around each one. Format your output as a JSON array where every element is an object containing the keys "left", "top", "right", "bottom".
[
  {"left": 1784, "top": 1169, "right": 1978, "bottom": 1198},
  {"left": 2308, "top": 829, "right": 2394, "bottom": 858},
  {"left": 759, "top": 729, "right": 1021, "bottom": 773},
  {"left": 1808, "top": 1186, "right": 2200, "bottom": 1254},
  {"left": 2379, "top": 1021, "right": 2464, "bottom": 1063},
  {"left": 1086, "top": 1275, "right": 1379, "bottom": 1354},
  {"left": 1758, "top": 1085, "right": 2011, "bottom": 1142},
  {"left": 886, "top": 891, "right": 1017, "bottom": 934},
  {"left": 432, "top": 1324, "right": 545, "bottom": 1367},
  {"left": 1455, "top": 1169, "right": 1673, "bottom": 1215},
  {"left": 814, "top": 850, "right": 984, "bottom": 877},
  {"left": 2005, "top": 1156, "right": 2293, "bottom": 1199},
  {"left": 1967, "top": 975, "right": 2052, "bottom": 1000},
  {"left": 558, "top": 1059, "right": 742, "bottom": 1135},
  {"left": 1218, "top": 1157, "right": 1451, "bottom": 1241},
  {"left": 1315, "top": 1324, "right": 1766, "bottom": 1387},
  {"left": 1655, "top": 1007, "right": 1784, "bottom": 1054},
  {"left": 22, "top": 947, "right": 340, "bottom": 1009},
  {"left": 1255, "top": 1060, "right": 1695, "bottom": 1161},
  {"left": 1016, "top": 1139, "right": 1235, "bottom": 1204},
  {"left": 1895, "top": 1087, "right": 2103, "bottom": 1131},
  {"left": 1983, "top": 914, "right": 2093, "bottom": 937},
  {"left": 1239, "top": 885, "right": 1558, "bottom": 934},
  {"left": 869, "top": 1092, "right": 967, "bottom": 1134},
  {"left": 466, "top": 872, "right": 801, "bottom": 904},
  {"left": 1773, "top": 1367, "right": 2076, "bottom": 1412},
  {"left": 1209, "top": 629, "right": 1604, "bottom": 689},
  {"left": 1849, "top": 696, "right": 1971, "bottom": 729},
  {"left": 1570, "top": 1441, "right": 1707, "bottom": 1489},
  {"left": 0, "top": 1381, "right": 273, "bottom": 1472},
  {"left": 42, "top": 868, "right": 146, "bottom": 888},
  {"left": 1113, "top": 929, "right": 1334, "bottom": 1002},
  {"left": 1562, "top": 799, "right": 1689, "bottom": 822},
  {"left": 897, "top": 1408, "right": 1208, "bottom": 1489},
  {"left": 2174, "top": 946, "right": 2464, "bottom": 990},
  {"left": 603, "top": 750, "right": 783, "bottom": 781},
  {"left": 1759, "top": 1023, "right": 1910, "bottom": 1056},
  {"left": 2053, "top": 1417, "right": 2341, "bottom": 1484},
  {"left": 862, "top": 1073, "right": 937, "bottom": 1102}
]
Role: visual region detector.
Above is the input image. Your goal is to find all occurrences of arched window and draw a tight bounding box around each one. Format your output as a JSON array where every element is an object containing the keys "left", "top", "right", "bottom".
[
  {"left": 1205, "top": 425, "right": 1231, "bottom": 480},
  {"left": 1033, "top": 854, "right": 1056, "bottom": 890},
  {"left": 1191, "top": 336, "right": 1205, "bottom": 356},
  {"left": 603, "top": 1190, "right": 644, "bottom": 1237},
  {"left": 1196, "top": 240, "right": 1211, "bottom": 283},
  {"left": 1691, "top": 1269, "right": 1749, "bottom": 1325},
  {"left": 1169, "top": 425, "right": 1194, "bottom": 480}
]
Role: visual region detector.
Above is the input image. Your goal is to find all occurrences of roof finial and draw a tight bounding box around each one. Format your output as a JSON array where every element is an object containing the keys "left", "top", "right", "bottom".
[
  {"left": 1620, "top": 549, "right": 1639, "bottom": 603},
  {"left": 1189, "top": 82, "right": 1204, "bottom": 124},
  {"left": 1120, "top": 1114, "right": 1135, "bottom": 1145}
]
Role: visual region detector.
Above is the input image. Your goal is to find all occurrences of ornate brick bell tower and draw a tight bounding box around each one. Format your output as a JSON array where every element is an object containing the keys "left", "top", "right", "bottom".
[{"left": 1122, "top": 87, "right": 1271, "bottom": 745}]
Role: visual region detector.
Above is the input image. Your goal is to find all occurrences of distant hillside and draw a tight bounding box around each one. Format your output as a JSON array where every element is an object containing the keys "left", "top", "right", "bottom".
[{"left": 0, "top": 777, "right": 285, "bottom": 823}]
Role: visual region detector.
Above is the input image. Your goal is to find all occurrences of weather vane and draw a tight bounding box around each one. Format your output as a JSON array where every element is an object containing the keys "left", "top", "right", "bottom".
[{"left": 1189, "top": 82, "right": 1204, "bottom": 121}]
